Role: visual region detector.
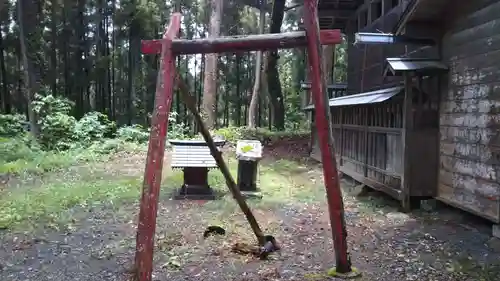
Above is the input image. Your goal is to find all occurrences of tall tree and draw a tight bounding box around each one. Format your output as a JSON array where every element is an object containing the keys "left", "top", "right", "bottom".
[
  {"left": 127, "top": 0, "right": 142, "bottom": 124},
  {"left": 266, "top": 0, "right": 286, "bottom": 130},
  {"left": 17, "top": 0, "right": 39, "bottom": 136},
  {"left": 202, "top": 0, "right": 224, "bottom": 129},
  {"left": 323, "top": 45, "right": 335, "bottom": 92},
  {"left": 247, "top": 4, "right": 266, "bottom": 128},
  {"left": 0, "top": 19, "right": 10, "bottom": 113},
  {"left": 0, "top": 0, "right": 343, "bottom": 132}
]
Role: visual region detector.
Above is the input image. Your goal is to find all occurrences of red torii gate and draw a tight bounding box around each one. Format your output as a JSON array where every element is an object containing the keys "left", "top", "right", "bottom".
[{"left": 135, "top": 0, "right": 355, "bottom": 280}]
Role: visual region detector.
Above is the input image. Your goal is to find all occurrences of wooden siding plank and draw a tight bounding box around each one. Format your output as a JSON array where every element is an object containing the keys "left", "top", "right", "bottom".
[
  {"left": 440, "top": 154, "right": 498, "bottom": 183},
  {"left": 440, "top": 112, "right": 500, "bottom": 128},
  {"left": 449, "top": 49, "right": 500, "bottom": 73},
  {"left": 448, "top": 34, "right": 500, "bottom": 61},
  {"left": 440, "top": 126, "right": 496, "bottom": 146},
  {"left": 445, "top": 1, "right": 500, "bottom": 43},
  {"left": 439, "top": 0, "right": 500, "bottom": 222},
  {"left": 442, "top": 83, "right": 500, "bottom": 101},
  {"left": 440, "top": 99, "right": 500, "bottom": 114},
  {"left": 437, "top": 183, "right": 499, "bottom": 222},
  {"left": 440, "top": 141, "right": 498, "bottom": 163}
]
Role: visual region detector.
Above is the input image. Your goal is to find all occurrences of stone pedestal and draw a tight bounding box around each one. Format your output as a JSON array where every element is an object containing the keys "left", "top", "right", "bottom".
[
  {"left": 237, "top": 159, "right": 262, "bottom": 198},
  {"left": 235, "top": 140, "right": 263, "bottom": 199},
  {"left": 169, "top": 139, "right": 225, "bottom": 200},
  {"left": 493, "top": 224, "right": 500, "bottom": 239},
  {"left": 173, "top": 167, "right": 216, "bottom": 200}
]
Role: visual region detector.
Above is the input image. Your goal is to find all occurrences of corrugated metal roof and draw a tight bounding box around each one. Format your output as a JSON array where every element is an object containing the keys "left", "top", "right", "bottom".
[
  {"left": 304, "top": 86, "right": 403, "bottom": 110},
  {"left": 300, "top": 82, "right": 348, "bottom": 90},
  {"left": 168, "top": 139, "right": 226, "bottom": 146},
  {"left": 169, "top": 139, "right": 224, "bottom": 169},
  {"left": 385, "top": 58, "right": 448, "bottom": 76},
  {"left": 171, "top": 145, "right": 219, "bottom": 168}
]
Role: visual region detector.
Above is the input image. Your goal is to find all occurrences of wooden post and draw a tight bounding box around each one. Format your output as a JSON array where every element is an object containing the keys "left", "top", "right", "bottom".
[
  {"left": 309, "top": 113, "right": 316, "bottom": 155},
  {"left": 339, "top": 107, "right": 344, "bottom": 166},
  {"left": 363, "top": 107, "right": 369, "bottom": 177},
  {"left": 303, "top": 0, "right": 352, "bottom": 274},
  {"left": 175, "top": 73, "right": 266, "bottom": 246},
  {"left": 141, "top": 30, "right": 342, "bottom": 55},
  {"left": 134, "top": 13, "right": 181, "bottom": 281},
  {"left": 401, "top": 72, "right": 413, "bottom": 212},
  {"left": 138, "top": 8, "right": 347, "bottom": 278}
]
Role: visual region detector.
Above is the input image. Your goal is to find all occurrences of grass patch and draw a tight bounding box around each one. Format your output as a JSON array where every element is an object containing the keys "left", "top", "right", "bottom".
[
  {"left": 0, "top": 139, "right": 145, "bottom": 175},
  {"left": 0, "top": 177, "right": 142, "bottom": 229},
  {"left": 197, "top": 158, "right": 326, "bottom": 213},
  {"left": 0, "top": 151, "right": 90, "bottom": 175},
  {"left": 0, "top": 153, "right": 326, "bottom": 231},
  {"left": 258, "top": 159, "right": 325, "bottom": 203}
]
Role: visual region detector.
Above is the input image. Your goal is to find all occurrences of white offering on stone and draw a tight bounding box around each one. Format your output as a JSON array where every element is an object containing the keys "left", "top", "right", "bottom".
[{"left": 236, "top": 140, "right": 262, "bottom": 161}]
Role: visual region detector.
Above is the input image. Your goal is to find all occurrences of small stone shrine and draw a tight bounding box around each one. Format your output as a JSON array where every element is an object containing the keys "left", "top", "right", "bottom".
[
  {"left": 236, "top": 140, "right": 263, "bottom": 198},
  {"left": 170, "top": 139, "right": 225, "bottom": 200}
]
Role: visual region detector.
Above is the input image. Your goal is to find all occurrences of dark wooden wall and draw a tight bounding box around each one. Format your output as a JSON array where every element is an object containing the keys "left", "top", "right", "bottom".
[
  {"left": 329, "top": 0, "right": 500, "bottom": 222},
  {"left": 344, "top": 0, "right": 448, "bottom": 95},
  {"left": 437, "top": 0, "right": 500, "bottom": 222},
  {"left": 346, "top": 0, "right": 410, "bottom": 95}
]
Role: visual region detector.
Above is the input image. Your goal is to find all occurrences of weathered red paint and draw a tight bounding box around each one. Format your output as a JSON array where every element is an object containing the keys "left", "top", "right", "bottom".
[
  {"left": 174, "top": 72, "right": 266, "bottom": 246},
  {"left": 134, "top": 13, "right": 181, "bottom": 281},
  {"left": 138, "top": 6, "right": 351, "bottom": 278},
  {"left": 141, "top": 29, "right": 342, "bottom": 55},
  {"left": 303, "top": 0, "right": 352, "bottom": 274}
]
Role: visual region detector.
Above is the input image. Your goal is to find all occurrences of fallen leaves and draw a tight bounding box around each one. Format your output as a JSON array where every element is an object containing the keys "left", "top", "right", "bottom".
[
  {"left": 3, "top": 149, "right": 500, "bottom": 281},
  {"left": 12, "top": 237, "right": 48, "bottom": 251},
  {"left": 231, "top": 242, "right": 261, "bottom": 256}
]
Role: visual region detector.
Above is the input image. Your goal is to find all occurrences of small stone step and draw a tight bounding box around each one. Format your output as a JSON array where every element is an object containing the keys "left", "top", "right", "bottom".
[
  {"left": 493, "top": 224, "right": 500, "bottom": 239},
  {"left": 420, "top": 199, "right": 438, "bottom": 211}
]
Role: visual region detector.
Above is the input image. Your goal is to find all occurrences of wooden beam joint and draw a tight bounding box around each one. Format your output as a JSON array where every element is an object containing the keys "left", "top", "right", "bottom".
[{"left": 141, "top": 30, "right": 342, "bottom": 55}]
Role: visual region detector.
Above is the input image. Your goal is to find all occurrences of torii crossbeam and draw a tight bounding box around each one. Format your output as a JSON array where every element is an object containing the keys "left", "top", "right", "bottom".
[{"left": 135, "top": 0, "right": 354, "bottom": 280}]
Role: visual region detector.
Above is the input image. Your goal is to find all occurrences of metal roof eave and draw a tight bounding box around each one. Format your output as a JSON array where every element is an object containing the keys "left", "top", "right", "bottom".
[
  {"left": 303, "top": 86, "right": 403, "bottom": 111},
  {"left": 384, "top": 57, "right": 449, "bottom": 76},
  {"left": 300, "top": 82, "right": 348, "bottom": 90}
]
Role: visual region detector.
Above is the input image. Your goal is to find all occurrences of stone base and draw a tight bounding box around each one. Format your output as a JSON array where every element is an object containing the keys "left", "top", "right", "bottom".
[
  {"left": 173, "top": 184, "right": 216, "bottom": 200},
  {"left": 420, "top": 199, "right": 439, "bottom": 211},
  {"left": 355, "top": 184, "right": 371, "bottom": 197},
  {"left": 493, "top": 224, "right": 500, "bottom": 239}
]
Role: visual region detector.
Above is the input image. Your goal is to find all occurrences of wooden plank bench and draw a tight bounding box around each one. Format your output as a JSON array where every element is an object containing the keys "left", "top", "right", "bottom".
[{"left": 169, "top": 139, "right": 226, "bottom": 200}]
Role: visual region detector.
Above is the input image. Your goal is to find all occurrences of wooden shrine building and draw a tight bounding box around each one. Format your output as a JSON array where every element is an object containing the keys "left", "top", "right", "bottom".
[{"left": 310, "top": 0, "right": 500, "bottom": 234}]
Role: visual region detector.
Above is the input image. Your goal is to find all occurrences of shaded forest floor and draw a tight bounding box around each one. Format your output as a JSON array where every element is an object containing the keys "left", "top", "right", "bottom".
[{"left": 1, "top": 141, "right": 500, "bottom": 281}]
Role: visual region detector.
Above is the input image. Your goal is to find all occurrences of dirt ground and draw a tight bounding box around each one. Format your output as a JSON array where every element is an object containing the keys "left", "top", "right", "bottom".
[{"left": 1, "top": 144, "right": 500, "bottom": 281}]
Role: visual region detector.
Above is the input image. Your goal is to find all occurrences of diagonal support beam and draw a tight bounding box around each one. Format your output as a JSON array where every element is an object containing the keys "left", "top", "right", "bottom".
[
  {"left": 136, "top": 7, "right": 351, "bottom": 281},
  {"left": 303, "top": 0, "right": 353, "bottom": 275},
  {"left": 141, "top": 30, "right": 342, "bottom": 55},
  {"left": 134, "top": 13, "right": 181, "bottom": 281},
  {"left": 175, "top": 73, "right": 265, "bottom": 246}
]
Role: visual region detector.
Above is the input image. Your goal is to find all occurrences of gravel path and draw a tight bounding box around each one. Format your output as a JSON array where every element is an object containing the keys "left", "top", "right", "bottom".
[
  {"left": 1, "top": 146, "right": 499, "bottom": 281},
  {"left": 1, "top": 187, "right": 499, "bottom": 281}
]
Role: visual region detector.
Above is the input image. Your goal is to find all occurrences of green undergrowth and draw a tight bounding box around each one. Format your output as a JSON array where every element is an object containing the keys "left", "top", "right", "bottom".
[
  {"left": 211, "top": 126, "right": 310, "bottom": 144},
  {"left": 0, "top": 138, "right": 145, "bottom": 175},
  {"left": 189, "top": 158, "right": 326, "bottom": 215},
  {"left": 1, "top": 154, "right": 327, "bottom": 230},
  {"left": 0, "top": 95, "right": 316, "bottom": 231},
  {"left": 0, "top": 177, "right": 142, "bottom": 229}
]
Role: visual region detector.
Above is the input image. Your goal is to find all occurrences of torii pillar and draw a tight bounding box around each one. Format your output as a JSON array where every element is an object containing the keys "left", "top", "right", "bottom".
[{"left": 134, "top": 0, "right": 359, "bottom": 280}]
